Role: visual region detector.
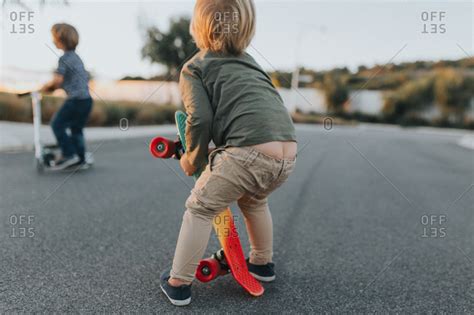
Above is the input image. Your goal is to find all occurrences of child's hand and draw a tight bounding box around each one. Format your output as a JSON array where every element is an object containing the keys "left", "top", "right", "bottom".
[
  {"left": 180, "top": 154, "right": 197, "bottom": 176},
  {"left": 39, "top": 84, "right": 52, "bottom": 93},
  {"left": 40, "top": 74, "right": 63, "bottom": 94}
]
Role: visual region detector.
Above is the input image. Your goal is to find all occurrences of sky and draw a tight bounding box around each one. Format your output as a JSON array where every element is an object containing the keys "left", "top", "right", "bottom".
[{"left": 0, "top": 0, "right": 472, "bottom": 81}]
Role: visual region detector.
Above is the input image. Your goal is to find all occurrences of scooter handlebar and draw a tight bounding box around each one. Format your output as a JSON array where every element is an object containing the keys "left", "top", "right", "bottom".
[
  {"left": 17, "top": 91, "right": 41, "bottom": 99},
  {"left": 17, "top": 92, "right": 33, "bottom": 97}
]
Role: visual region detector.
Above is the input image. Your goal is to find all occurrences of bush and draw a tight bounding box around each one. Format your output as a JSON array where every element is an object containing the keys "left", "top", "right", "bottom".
[
  {"left": 0, "top": 92, "right": 180, "bottom": 127},
  {"left": 350, "top": 72, "right": 410, "bottom": 90},
  {"left": 342, "top": 111, "right": 382, "bottom": 124},
  {"left": 40, "top": 95, "right": 63, "bottom": 122},
  {"left": 398, "top": 113, "right": 430, "bottom": 127},
  {"left": 0, "top": 92, "right": 31, "bottom": 122},
  {"left": 382, "top": 76, "right": 434, "bottom": 120},
  {"left": 434, "top": 68, "right": 471, "bottom": 123},
  {"left": 323, "top": 74, "right": 349, "bottom": 114},
  {"left": 88, "top": 104, "right": 107, "bottom": 126},
  {"left": 135, "top": 104, "right": 177, "bottom": 125},
  {"left": 291, "top": 111, "right": 355, "bottom": 126}
]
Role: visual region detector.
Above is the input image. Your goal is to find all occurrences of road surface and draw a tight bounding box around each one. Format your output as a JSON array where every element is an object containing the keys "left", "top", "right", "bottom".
[{"left": 1, "top": 124, "right": 473, "bottom": 313}]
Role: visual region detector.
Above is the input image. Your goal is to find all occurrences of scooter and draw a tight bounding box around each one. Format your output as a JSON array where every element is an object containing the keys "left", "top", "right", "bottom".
[{"left": 18, "top": 91, "right": 94, "bottom": 173}]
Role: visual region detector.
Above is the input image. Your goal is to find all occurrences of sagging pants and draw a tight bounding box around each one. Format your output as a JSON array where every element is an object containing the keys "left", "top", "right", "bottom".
[
  {"left": 51, "top": 97, "right": 93, "bottom": 160},
  {"left": 170, "top": 146, "right": 296, "bottom": 282}
]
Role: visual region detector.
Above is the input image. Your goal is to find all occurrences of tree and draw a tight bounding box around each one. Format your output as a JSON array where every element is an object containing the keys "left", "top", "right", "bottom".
[
  {"left": 434, "top": 69, "right": 471, "bottom": 124},
  {"left": 268, "top": 71, "right": 292, "bottom": 89},
  {"left": 382, "top": 76, "right": 434, "bottom": 120},
  {"left": 141, "top": 17, "right": 197, "bottom": 78},
  {"left": 357, "top": 65, "right": 368, "bottom": 73},
  {"left": 323, "top": 74, "right": 348, "bottom": 114}
]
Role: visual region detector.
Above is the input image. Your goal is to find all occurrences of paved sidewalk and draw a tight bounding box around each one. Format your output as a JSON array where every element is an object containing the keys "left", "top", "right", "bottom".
[
  {"left": 357, "top": 123, "right": 474, "bottom": 150},
  {"left": 0, "top": 121, "right": 177, "bottom": 152},
  {"left": 1, "top": 120, "right": 473, "bottom": 152}
]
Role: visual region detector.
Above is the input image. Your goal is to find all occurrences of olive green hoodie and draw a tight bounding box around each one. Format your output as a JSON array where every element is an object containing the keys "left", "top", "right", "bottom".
[{"left": 180, "top": 50, "right": 296, "bottom": 169}]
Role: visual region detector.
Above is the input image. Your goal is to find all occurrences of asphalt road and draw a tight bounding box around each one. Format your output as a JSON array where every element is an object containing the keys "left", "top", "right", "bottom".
[{"left": 1, "top": 125, "right": 473, "bottom": 313}]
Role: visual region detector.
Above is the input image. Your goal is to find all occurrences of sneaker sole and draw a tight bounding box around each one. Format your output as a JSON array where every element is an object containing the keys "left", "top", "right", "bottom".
[
  {"left": 50, "top": 158, "right": 81, "bottom": 170},
  {"left": 250, "top": 272, "right": 276, "bottom": 283},
  {"left": 160, "top": 284, "right": 191, "bottom": 306},
  {"left": 74, "top": 163, "right": 91, "bottom": 170}
]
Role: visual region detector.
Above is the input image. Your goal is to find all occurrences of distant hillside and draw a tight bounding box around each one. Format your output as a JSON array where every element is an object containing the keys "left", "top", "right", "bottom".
[{"left": 270, "top": 57, "right": 474, "bottom": 90}]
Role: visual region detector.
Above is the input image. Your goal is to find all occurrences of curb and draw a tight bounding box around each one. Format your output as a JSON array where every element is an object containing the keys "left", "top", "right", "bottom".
[
  {"left": 457, "top": 135, "right": 474, "bottom": 150},
  {"left": 0, "top": 122, "right": 176, "bottom": 153}
]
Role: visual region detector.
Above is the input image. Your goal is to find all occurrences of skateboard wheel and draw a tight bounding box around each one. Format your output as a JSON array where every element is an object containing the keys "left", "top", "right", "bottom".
[
  {"left": 195, "top": 258, "right": 220, "bottom": 282},
  {"left": 149, "top": 137, "right": 175, "bottom": 159}
]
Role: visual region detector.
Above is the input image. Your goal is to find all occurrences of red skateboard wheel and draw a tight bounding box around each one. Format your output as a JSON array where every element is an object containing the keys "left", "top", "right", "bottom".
[
  {"left": 149, "top": 137, "right": 175, "bottom": 159},
  {"left": 195, "top": 258, "right": 221, "bottom": 282}
]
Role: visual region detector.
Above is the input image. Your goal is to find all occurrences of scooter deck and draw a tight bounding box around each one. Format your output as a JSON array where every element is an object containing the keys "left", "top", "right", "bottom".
[
  {"left": 37, "top": 147, "right": 94, "bottom": 172},
  {"left": 18, "top": 92, "right": 94, "bottom": 173},
  {"left": 174, "top": 111, "right": 264, "bottom": 297}
]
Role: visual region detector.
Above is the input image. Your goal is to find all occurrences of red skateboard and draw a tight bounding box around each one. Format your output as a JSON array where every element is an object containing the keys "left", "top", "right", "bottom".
[{"left": 149, "top": 111, "right": 264, "bottom": 297}]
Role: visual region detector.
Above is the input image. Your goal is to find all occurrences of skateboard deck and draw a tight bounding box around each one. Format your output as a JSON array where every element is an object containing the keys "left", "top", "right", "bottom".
[
  {"left": 150, "top": 111, "right": 264, "bottom": 297},
  {"left": 175, "top": 111, "right": 264, "bottom": 297}
]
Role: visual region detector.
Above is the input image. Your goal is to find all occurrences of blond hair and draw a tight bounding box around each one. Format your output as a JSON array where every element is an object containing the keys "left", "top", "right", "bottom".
[
  {"left": 51, "top": 23, "right": 79, "bottom": 51},
  {"left": 191, "top": 0, "right": 256, "bottom": 55}
]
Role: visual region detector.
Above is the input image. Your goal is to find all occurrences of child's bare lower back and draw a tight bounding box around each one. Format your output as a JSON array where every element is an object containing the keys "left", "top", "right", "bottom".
[{"left": 250, "top": 141, "right": 297, "bottom": 160}]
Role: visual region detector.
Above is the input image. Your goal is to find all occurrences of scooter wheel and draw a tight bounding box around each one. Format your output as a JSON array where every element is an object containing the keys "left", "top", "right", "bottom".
[
  {"left": 36, "top": 159, "right": 44, "bottom": 173},
  {"left": 195, "top": 258, "right": 221, "bottom": 283},
  {"left": 149, "top": 137, "right": 175, "bottom": 159},
  {"left": 43, "top": 153, "right": 55, "bottom": 167}
]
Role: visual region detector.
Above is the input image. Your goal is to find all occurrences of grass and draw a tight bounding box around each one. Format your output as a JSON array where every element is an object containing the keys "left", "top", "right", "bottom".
[
  {"left": 0, "top": 91, "right": 179, "bottom": 126},
  {"left": 1, "top": 91, "right": 471, "bottom": 129}
]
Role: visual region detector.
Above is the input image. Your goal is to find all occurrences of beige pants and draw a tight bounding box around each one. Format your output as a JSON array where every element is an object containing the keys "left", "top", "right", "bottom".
[{"left": 170, "top": 146, "right": 296, "bottom": 282}]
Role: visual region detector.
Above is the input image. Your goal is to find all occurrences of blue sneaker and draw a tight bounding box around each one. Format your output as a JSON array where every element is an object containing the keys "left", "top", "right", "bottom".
[
  {"left": 160, "top": 270, "right": 192, "bottom": 306},
  {"left": 246, "top": 259, "right": 276, "bottom": 282}
]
